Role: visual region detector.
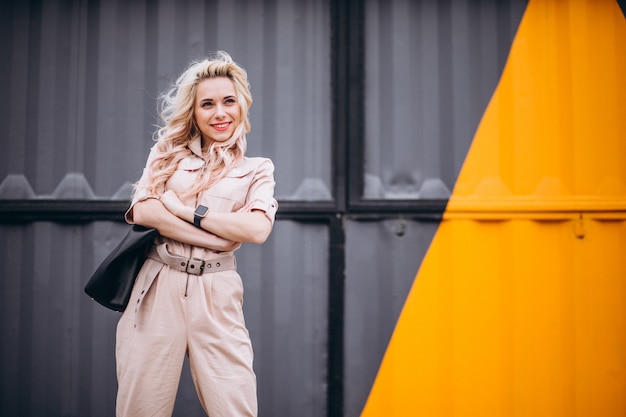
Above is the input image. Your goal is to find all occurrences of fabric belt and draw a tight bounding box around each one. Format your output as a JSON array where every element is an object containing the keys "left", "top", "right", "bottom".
[{"left": 148, "top": 243, "right": 237, "bottom": 276}]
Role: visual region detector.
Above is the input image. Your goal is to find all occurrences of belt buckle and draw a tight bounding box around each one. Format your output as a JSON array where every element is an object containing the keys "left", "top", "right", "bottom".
[{"left": 186, "top": 258, "right": 205, "bottom": 276}]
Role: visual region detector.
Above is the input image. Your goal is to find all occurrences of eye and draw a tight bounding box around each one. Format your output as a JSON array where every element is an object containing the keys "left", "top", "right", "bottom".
[
  {"left": 225, "top": 97, "right": 237, "bottom": 105},
  {"left": 201, "top": 101, "right": 213, "bottom": 108}
]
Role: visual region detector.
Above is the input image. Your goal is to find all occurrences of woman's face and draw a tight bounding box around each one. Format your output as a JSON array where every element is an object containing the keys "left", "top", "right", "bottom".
[{"left": 193, "top": 76, "right": 242, "bottom": 145}]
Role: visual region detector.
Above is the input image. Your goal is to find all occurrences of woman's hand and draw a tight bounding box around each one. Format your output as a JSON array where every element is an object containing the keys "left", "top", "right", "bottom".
[{"left": 161, "top": 190, "right": 189, "bottom": 220}]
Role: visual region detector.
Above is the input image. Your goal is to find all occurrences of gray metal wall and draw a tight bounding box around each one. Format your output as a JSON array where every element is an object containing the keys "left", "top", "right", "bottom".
[
  {"left": 0, "top": 0, "right": 528, "bottom": 416},
  {"left": 1, "top": 0, "right": 332, "bottom": 415}
]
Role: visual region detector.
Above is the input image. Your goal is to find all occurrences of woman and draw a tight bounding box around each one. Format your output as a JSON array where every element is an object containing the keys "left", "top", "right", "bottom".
[{"left": 117, "top": 51, "right": 277, "bottom": 417}]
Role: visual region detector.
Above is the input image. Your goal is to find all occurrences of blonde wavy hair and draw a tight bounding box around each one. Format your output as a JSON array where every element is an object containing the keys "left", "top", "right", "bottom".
[{"left": 137, "top": 51, "right": 252, "bottom": 198}]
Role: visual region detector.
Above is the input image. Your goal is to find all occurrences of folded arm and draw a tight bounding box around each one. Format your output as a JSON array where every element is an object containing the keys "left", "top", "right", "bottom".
[
  {"left": 130, "top": 198, "right": 239, "bottom": 251},
  {"left": 161, "top": 190, "right": 273, "bottom": 244}
]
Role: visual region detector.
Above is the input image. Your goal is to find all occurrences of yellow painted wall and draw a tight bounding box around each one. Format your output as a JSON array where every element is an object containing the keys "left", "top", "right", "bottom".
[{"left": 361, "top": 0, "right": 626, "bottom": 415}]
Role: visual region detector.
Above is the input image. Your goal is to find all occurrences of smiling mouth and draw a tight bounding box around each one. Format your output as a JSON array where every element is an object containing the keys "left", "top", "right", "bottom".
[{"left": 212, "top": 122, "right": 231, "bottom": 131}]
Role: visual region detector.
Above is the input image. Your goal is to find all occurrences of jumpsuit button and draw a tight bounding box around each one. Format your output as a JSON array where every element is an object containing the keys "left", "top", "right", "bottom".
[
  {"left": 216, "top": 262, "right": 221, "bottom": 267},
  {"left": 180, "top": 262, "right": 186, "bottom": 267}
]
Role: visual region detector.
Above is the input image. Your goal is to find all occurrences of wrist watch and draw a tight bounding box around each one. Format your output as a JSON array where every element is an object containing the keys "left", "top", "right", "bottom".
[{"left": 193, "top": 205, "right": 209, "bottom": 228}]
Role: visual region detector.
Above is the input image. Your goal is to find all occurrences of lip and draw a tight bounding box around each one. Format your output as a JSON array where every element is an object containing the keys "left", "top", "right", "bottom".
[{"left": 211, "top": 122, "right": 231, "bottom": 132}]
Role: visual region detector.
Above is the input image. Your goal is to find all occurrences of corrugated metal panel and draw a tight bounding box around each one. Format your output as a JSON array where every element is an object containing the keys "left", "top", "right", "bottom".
[
  {"left": 0, "top": 220, "right": 328, "bottom": 416},
  {"left": 345, "top": 0, "right": 529, "bottom": 415},
  {"left": 362, "top": 1, "right": 626, "bottom": 416},
  {"left": 239, "top": 221, "right": 329, "bottom": 417},
  {"left": 362, "top": 0, "right": 527, "bottom": 199},
  {"left": 0, "top": 0, "right": 332, "bottom": 414},
  {"left": 0, "top": 0, "right": 331, "bottom": 201},
  {"left": 343, "top": 218, "right": 439, "bottom": 417}
]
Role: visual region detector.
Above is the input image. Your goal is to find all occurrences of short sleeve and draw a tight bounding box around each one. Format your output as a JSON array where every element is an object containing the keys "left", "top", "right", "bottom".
[
  {"left": 124, "top": 145, "right": 160, "bottom": 224},
  {"left": 245, "top": 158, "right": 278, "bottom": 224}
]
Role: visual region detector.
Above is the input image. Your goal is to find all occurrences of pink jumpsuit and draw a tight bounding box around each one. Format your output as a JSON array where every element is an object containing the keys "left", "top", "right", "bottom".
[{"left": 116, "top": 137, "right": 278, "bottom": 417}]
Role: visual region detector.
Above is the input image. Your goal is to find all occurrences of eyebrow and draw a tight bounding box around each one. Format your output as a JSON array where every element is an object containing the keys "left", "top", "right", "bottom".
[{"left": 198, "top": 95, "right": 236, "bottom": 102}]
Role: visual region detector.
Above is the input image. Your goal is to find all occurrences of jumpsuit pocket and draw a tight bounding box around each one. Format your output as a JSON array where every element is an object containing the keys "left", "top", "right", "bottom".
[
  {"left": 207, "top": 271, "right": 246, "bottom": 332},
  {"left": 200, "top": 170, "right": 250, "bottom": 209}
]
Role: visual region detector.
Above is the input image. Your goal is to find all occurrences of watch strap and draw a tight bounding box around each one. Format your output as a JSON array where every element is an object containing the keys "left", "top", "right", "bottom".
[{"left": 193, "top": 213, "right": 203, "bottom": 228}]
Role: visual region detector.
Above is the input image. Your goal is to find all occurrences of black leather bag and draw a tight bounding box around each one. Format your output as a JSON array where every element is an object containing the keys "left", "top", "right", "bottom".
[{"left": 85, "top": 225, "right": 158, "bottom": 312}]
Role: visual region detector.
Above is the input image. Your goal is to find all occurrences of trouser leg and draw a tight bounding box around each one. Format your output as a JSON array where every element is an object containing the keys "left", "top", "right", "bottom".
[
  {"left": 186, "top": 271, "right": 257, "bottom": 417},
  {"left": 115, "top": 267, "right": 188, "bottom": 417}
]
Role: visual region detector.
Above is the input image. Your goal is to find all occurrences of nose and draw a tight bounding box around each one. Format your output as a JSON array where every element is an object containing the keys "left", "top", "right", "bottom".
[{"left": 215, "top": 103, "right": 226, "bottom": 118}]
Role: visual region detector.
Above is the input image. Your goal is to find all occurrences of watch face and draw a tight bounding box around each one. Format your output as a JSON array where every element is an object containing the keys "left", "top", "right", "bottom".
[{"left": 195, "top": 205, "right": 209, "bottom": 216}]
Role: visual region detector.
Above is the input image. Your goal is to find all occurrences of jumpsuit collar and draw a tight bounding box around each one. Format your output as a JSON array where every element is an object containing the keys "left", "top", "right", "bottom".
[{"left": 188, "top": 136, "right": 204, "bottom": 159}]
